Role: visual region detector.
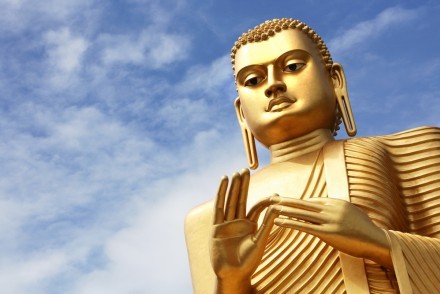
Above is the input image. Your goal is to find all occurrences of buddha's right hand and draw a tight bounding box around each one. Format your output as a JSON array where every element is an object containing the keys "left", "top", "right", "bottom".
[{"left": 210, "top": 169, "right": 277, "bottom": 294}]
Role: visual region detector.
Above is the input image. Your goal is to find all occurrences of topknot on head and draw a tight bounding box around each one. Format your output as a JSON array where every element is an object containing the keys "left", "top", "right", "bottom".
[{"left": 231, "top": 18, "right": 333, "bottom": 73}]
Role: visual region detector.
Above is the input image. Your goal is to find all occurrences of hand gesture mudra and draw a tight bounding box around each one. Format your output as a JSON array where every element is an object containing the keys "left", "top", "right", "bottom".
[
  {"left": 210, "top": 169, "right": 277, "bottom": 293},
  {"left": 210, "top": 170, "right": 393, "bottom": 294},
  {"left": 270, "top": 197, "right": 392, "bottom": 268}
]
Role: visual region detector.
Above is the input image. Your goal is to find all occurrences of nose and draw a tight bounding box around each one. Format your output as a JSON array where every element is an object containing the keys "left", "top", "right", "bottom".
[
  {"left": 264, "top": 68, "right": 286, "bottom": 97},
  {"left": 265, "top": 81, "right": 287, "bottom": 97}
]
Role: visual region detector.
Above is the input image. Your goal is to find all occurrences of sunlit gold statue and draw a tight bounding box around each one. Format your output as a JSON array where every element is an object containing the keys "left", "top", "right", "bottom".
[{"left": 185, "top": 18, "right": 440, "bottom": 293}]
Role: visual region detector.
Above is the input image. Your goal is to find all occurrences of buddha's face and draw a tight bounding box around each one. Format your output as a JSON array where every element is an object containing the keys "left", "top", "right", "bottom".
[{"left": 234, "top": 29, "right": 337, "bottom": 147}]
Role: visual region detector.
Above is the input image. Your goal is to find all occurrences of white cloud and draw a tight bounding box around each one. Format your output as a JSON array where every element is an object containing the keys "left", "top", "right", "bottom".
[
  {"left": 178, "top": 55, "right": 233, "bottom": 95},
  {"left": 43, "top": 27, "right": 89, "bottom": 90},
  {"left": 158, "top": 98, "right": 209, "bottom": 129},
  {"left": 140, "top": 54, "right": 236, "bottom": 142},
  {"left": 99, "top": 34, "right": 144, "bottom": 65},
  {"left": 11, "top": 2, "right": 439, "bottom": 294},
  {"left": 124, "top": 0, "right": 185, "bottom": 26},
  {"left": 45, "top": 28, "right": 89, "bottom": 74},
  {"left": 0, "top": 103, "right": 155, "bottom": 233},
  {"left": 0, "top": 0, "right": 94, "bottom": 33},
  {"left": 99, "top": 29, "right": 191, "bottom": 69},
  {"left": 72, "top": 130, "right": 247, "bottom": 294},
  {"left": 0, "top": 48, "right": 242, "bottom": 291},
  {"left": 0, "top": 251, "right": 67, "bottom": 293},
  {"left": 50, "top": 107, "right": 128, "bottom": 151},
  {"left": 329, "top": 6, "right": 420, "bottom": 54},
  {"left": 149, "top": 34, "right": 190, "bottom": 67}
]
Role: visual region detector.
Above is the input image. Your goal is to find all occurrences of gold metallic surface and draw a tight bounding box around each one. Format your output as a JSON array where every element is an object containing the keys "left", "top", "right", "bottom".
[{"left": 185, "top": 18, "right": 440, "bottom": 293}]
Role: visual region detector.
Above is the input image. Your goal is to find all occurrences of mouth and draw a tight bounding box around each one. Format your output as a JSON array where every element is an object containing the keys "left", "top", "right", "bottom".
[{"left": 266, "top": 96, "right": 297, "bottom": 112}]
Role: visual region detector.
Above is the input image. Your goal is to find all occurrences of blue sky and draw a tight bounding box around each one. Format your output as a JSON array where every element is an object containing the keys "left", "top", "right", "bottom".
[{"left": 0, "top": 0, "right": 439, "bottom": 293}]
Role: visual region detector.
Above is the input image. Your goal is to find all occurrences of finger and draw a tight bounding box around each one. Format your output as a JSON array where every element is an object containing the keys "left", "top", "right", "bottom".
[
  {"left": 254, "top": 206, "right": 278, "bottom": 245},
  {"left": 276, "top": 198, "right": 324, "bottom": 212},
  {"left": 213, "top": 176, "right": 228, "bottom": 225},
  {"left": 225, "top": 172, "right": 241, "bottom": 221},
  {"left": 272, "top": 205, "right": 326, "bottom": 224},
  {"left": 236, "top": 169, "right": 250, "bottom": 218},
  {"left": 274, "top": 217, "right": 321, "bottom": 235},
  {"left": 308, "top": 197, "right": 342, "bottom": 205},
  {"left": 247, "top": 194, "right": 280, "bottom": 222}
]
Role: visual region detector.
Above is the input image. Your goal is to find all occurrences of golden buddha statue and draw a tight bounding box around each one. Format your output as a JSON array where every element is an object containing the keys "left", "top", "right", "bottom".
[{"left": 185, "top": 18, "right": 440, "bottom": 293}]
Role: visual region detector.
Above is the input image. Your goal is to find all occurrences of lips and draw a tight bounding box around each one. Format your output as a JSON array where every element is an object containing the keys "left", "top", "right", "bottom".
[{"left": 267, "top": 96, "right": 297, "bottom": 112}]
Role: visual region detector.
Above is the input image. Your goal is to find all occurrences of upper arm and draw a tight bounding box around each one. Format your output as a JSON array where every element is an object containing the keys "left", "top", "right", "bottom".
[
  {"left": 185, "top": 200, "right": 216, "bottom": 293},
  {"left": 380, "top": 127, "right": 440, "bottom": 236}
]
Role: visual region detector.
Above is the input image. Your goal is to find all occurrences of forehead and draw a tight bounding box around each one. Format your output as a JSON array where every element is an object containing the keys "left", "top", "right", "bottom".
[{"left": 234, "top": 29, "right": 319, "bottom": 75}]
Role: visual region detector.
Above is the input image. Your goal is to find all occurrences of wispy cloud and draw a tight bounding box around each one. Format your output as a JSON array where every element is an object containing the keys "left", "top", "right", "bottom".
[
  {"left": 0, "top": 0, "right": 94, "bottom": 34},
  {"left": 0, "top": 0, "right": 238, "bottom": 288},
  {"left": 329, "top": 6, "right": 420, "bottom": 55},
  {"left": 43, "top": 27, "right": 89, "bottom": 90},
  {"left": 44, "top": 28, "right": 89, "bottom": 74},
  {"left": 0, "top": 251, "right": 68, "bottom": 293},
  {"left": 68, "top": 125, "right": 247, "bottom": 293},
  {"left": 99, "top": 29, "right": 191, "bottom": 68},
  {"left": 1, "top": 1, "right": 438, "bottom": 293}
]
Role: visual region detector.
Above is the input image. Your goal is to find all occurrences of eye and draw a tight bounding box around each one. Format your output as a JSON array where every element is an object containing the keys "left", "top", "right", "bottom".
[
  {"left": 244, "top": 74, "right": 264, "bottom": 87},
  {"left": 284, "top": 62, "right": 305, "bottom": 72}
]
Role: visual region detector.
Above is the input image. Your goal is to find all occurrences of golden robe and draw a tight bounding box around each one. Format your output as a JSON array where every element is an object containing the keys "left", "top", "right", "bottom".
[{"left": 252, "top": 126, "right": 440, "bottom": 293}]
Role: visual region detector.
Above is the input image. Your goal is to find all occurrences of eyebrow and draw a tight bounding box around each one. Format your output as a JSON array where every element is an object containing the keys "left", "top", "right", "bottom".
[{"left": 236, "top": 49, "right": 310, "bottom": 79}]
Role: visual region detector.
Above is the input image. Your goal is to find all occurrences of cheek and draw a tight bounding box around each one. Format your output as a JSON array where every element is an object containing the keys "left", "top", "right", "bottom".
[
  {"left": 297, "top": 75, "right": 334, "bottom": 104},
  {"left": 239, "top": 100, "right": 268, "bottom": 132},
  {"left": 239, "top": 89, "right": 266, "bottom": 108},
  {"left": 242, "top": 105, "right": 263, "bottom": 125}
]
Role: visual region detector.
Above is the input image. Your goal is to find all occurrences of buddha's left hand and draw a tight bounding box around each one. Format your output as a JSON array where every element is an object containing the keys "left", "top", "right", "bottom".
[{"left": 253, "top": 196, "right": 392, "bottom": 268}]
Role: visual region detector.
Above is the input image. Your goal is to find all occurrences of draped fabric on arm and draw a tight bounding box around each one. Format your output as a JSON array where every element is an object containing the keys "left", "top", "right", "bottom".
[
  {"left": 250, "top": 126, "right": 440, "bottom": 293},
  {"left": 346, "top": 126, "right": 440, "bottom": 294},
  {"left": 344, "top": 137, "right": 403, "bottom": 293},
  {"left": 379, "top": 126, "right": 440, "bottom": 293}
]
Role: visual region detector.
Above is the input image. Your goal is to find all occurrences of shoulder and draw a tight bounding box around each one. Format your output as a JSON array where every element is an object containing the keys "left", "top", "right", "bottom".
[
  {"left": 344, "top": 126, "right": 440, "bottom": 146},
  {"left": 346, "top": 126, "right": 440, "bottom": 141},
  {"left": 185, "top": 199, "right": 213, "bottom": 236},
  {"left": 371, "top": 126, "right": 440, "bottom": 150},
  {"left": 377, "top": 126, "right": 440, "bottom": 141},
  {"left": 185, "top": 199, "right": 216, "bottom": 292},
  {"left": 343, "top": 126, "right": 440, "bottom": 162},
  {"left": 249, "top": 164, "right": 276, "bottom": 181}
]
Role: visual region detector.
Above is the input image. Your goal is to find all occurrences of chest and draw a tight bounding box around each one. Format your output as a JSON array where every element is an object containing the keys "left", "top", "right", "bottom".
[{"left": 246, "top": 159, "right": 325, "bottom": 210}]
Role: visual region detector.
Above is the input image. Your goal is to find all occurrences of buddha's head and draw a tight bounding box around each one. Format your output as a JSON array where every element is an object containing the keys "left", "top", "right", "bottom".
[{"left": 231, "top": 18, "right": 356, "bottom": 169}]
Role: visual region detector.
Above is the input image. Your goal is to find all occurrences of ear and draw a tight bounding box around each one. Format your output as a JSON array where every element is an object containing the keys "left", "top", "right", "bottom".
[
  {"left": 234, "top": 97, "right": 258, "bottom": 169},
  {"left": 331, "top": 63, "right": 357, "bottom": 137},
  {"left": 331, "top": 63, "right": 346, "bottom": 90},
  {"left": 234, "top": 97, "right": 246, "bottom": 124}
]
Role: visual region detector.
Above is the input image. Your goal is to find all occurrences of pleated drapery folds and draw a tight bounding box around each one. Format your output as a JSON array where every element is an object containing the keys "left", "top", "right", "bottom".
[{"left": 251, "top": 126, "right": 440, "bottom": 293}]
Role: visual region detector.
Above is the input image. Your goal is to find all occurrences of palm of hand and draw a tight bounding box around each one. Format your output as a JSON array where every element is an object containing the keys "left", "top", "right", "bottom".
[
  {"left": 211, "top": 219, "right": 258, "bottom": 278},
  {"left": 210, "top": 169, "right": 276, "bottom": 284}
]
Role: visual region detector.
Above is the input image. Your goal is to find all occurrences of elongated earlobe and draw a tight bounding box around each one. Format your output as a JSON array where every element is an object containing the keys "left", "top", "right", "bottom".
[
  {"left": 331, "top": 63, "right": 357, "bottom": 137},
  {"left": 235, "top": 97, "right": 258, "bottom": 169}
]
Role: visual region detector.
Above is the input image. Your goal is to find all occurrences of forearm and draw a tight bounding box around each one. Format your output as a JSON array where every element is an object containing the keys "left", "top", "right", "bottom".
[
  {"left": 363, "top": 228, "right": 393, "bottom": 269},
  {"left": 216, "top": 277, "right": 252, "bottom": 294}
]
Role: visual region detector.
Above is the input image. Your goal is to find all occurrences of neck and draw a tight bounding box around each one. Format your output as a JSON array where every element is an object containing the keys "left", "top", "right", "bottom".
[{"left": 269, "top": 129, "right": 334, "bottom": 164}]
